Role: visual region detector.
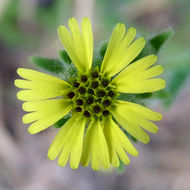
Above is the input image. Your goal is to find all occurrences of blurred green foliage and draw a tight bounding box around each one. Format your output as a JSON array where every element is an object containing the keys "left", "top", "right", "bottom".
[
  {"left": 0, "top": 0, "right": 27, "bottom": 46},
  {"left": 29, "top": 56, "right": 65, "bottom": 74},
  {"left": 0, "top": 0, "right": 73, "bottom": 47},
  {"left": 36, "top": 0, "right": 74, "bottom": 30}
]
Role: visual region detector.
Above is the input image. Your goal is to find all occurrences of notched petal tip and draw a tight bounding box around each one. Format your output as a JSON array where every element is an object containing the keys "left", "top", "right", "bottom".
[
  {"left": 133, "top": 149, "right": 139, "bottom": 157},
  {"left": 16, "top": 91, "right": 23, "bottom": 101},
  {"left": 125, "top": 159, "right": 131, "bottom": 165},
  {"left": 147, "top": 54, "right": 158, "bottom": 63},
  {"left": 17, "top": 68, "right": 26, "bottom": 76},
  {"left": 68, "top": 17, "right": 77, "bottom": 23},
  {"left": 112, "top": 162, "right": 120, "bottom": 168},
  {"left": 47, "top": 151, "right": 55, "bottom": 161},
  {"left": 68, "top": 17, "right": 79, "bottom": 28},
  {"left": 82, "top": 17, "right": 90, "bottom": 22},
  {"left": 143, "top": 135, "right": 150, "bottom": 144},
  {"left": 115, "top": 23, "right": 125, "bottom": 31},
  {"left": 151, "top": 126, "right": 159, "bottom": 134},
  {"left": 161, "top": 79, "right": 166, "bottom": 88},
  {"left": 14, "top": 79, "right": 20, "bottom": 88},
  {"left": 22, "top": 115, "right": 30, "bottom": 124},
  {"left": 152, "top": 54, "right": 158, "bottom": 62},
  {"left": 22, "top": 102, "right": 28, "bottom": 111},
  {"left": 138, "top": 37, "right": 146, "bottom": 46},
  {"left": 57, "top": 25, "right": 67, "bottom": 34},
  {"left": 57, "top": 158, "right": 67, "bottom": 168},
  {"left": 70, "top": 163, "right": 79, "bottom": 170},
  {"left": 28, "top": 127, "right": 37, "bottom": 135},
  {"left": 128, "top": 27, "right": 136, "bottom": 35},
  {"left": 156, "top": 79, "right": 166, "bottom": 91},
  {"left": 156, "top": 112, "right": 163, "bottom": 121}
]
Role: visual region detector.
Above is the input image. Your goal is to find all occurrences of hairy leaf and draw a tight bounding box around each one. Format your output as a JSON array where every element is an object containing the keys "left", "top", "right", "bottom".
[{"left": 30, "top": 56, "right": 64, "bottom": 74}]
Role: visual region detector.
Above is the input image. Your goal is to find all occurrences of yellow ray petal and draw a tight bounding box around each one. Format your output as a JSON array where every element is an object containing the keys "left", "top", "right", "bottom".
[
  {"left": 22, "top": 99, "right": 70, "bottom": 112},
  {"left": 16, "top": 89, "right": 67, "bottom": 101},
  {"left": 15, "top": 79, "right": 68, "bottom": 91},
  {"left": 111, "top": 100, "right": 162, "bottom": 143},
  {"left": 69, "top": 119, "right": 86, "bottom": 169},
  {"left": 16, "top": 68, "right": 69, "bottom": 84},
  {"left": 48, "top": 115, "right": 85, "bottom": 169},
  {"left": 23, "top": 99, "right": 72, "bottom": 125},
  {"left": 58, "top": 146, "right": 70, "bottom": 167},
  {"left": 113, "top": 111, "right": 150, "bottom": 144},
  {"left": 112, "top": 55, "right": 166, "bottom": 93},
  {"left": 23, "top": 112, "right": 39, "bottom": 124},
  {"left": 81, "top": 120, "right": 110, "bottom": 170},
  {"left": 81, "top": 17, "right": 93, "bottom": 71},
  {"left": 101, "top": 24, "right": 145, "bottom": 76},
  {"left": 113, "top": 55, "right": 157, "bottom": 80},
  {"left": 135, "top": 118, "right": 159, "bottom": 133},
  {"left": 101, "top": 23, "right": 126, "bottom": 75},
  {"left": 103, "top": 117, "right": 138, "bottom": 167},
  {"left": 48, "top": 116, "right": 78, "bottom": 160},
  {"left": 15, "top": 68, "right": 69, "bottom": 101},
  {"left": 23, "top": 99, "right": 72, "bottom": 134},
  {"left": 58, "top": 17, "right": 93, "bottom": 73},
  {"left": 143, "top": 65, "right": 164, "bottom": 79},
  {"left": 117, "top": 100, "right": 162, "bottom": 121}
]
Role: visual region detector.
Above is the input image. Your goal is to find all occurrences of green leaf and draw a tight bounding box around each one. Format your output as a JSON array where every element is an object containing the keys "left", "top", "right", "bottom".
[
  {"left": 169, "top": 69, "right": 189, "bottom": 95},
  {"left": 29, "top": 56, "right": 64, "bottom": 74},
  {"left": 136, "top": 29, "right": 173, "bottom": 59},
  {"left": 58, "top": 50, "right": 72, "bottom": 64},
  {"left": 154, "top": 66, "right": 190, "bottom": 107},
  {"left": 154, "top": 90, "right": 171, "bottom": 99},
  {"left": 92, "top": 56, "right": 102, "bottom": 68},
  {"left": 134, "top": 93, "right": 152, "bottom": 99},
  {"left": 99, "top": 42, "right": 108, "bottom": 57},
  {"left": 53, "top": 115, "right": 71, "bottom": 129},
  {"left": 149, "top": 29, "right": 173, "bottom": 53},
  {"left": 167, "top": 67, "right": 190, "bottom": 105},
  {"left": 117, "top": 160, "right": 125, "bottom": 174}
]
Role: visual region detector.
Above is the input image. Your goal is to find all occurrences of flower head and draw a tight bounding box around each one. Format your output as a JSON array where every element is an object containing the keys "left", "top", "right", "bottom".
[{"left": 15, "top": 17, "right": 165, "bottom": 170}]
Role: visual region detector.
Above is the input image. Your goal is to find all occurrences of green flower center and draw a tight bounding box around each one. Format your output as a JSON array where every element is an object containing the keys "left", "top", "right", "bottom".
[{"left": 67, "top": 67, "right": 117, "bottom": 120}]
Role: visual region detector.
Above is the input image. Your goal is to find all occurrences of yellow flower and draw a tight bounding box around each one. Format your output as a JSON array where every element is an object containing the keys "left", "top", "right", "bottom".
[{"left": 15, "top": 17, "right": 165, "bottom": 170}]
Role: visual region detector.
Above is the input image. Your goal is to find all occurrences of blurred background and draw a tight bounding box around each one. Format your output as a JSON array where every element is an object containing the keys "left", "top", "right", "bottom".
[{"left": 0, "top": 0, "right": 190, "bottom": 190}]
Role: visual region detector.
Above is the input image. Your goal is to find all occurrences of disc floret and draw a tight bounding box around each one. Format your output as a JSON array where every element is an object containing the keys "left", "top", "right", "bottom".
[{"left": 66, "top": 67, "right": 117, "bottom": 120}]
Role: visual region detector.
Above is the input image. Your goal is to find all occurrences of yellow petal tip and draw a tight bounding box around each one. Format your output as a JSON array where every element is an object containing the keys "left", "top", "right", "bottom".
[
  {"left": 28, "top": 127, "right": 37, "bottom": 135},
  {"left": 70, "top": 164, "right": 79, "bottom": 170},
  {"left": 14, "top": 79, "right": 19, "bottom": 88},
  {"left": 128, "top": 27, "right": 136, "bottom": 33},
  {"left": 150, "top": 54, "right": 158, "bottom": 62},
  {"left": 68, "top": 17, "right": 77, "bottom": 25},
  {"left": 162, "top": 79, "right": 166, "bottom": 88},
  {"left": 139, "top": 37, "right": 146, "bottom": 44},
  {"left": 134, "top": 150, "right": 139, "bottom": 157},
  {"left": 57, "top": 160, "right": 66, "bottom": 168},
  {"left": 82, "top": 17, "right": 90, "bottom": 21},
  {"left": 16, "top": 91, "right": 23, "bottom": 100},
  {"left": 57, "top": 25, "right": 65, "bottom": 33},
  {"left": 47, "top": 153, "right": 54, "bottom": 160},
  {"left": 17, "top": 68, "right": 24, "bottom": 76},
  {"left": 22, "top": 117, "right": 28, "bottom": 124},
  {"left": 157, "top": 113, "right": 163, "bottom": 121},
  {"left": 143, "top": 136, "right": 150, "bottom": 144},
  {"left": 116, "top": 23, "right": 125, "bottom": 30}
]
